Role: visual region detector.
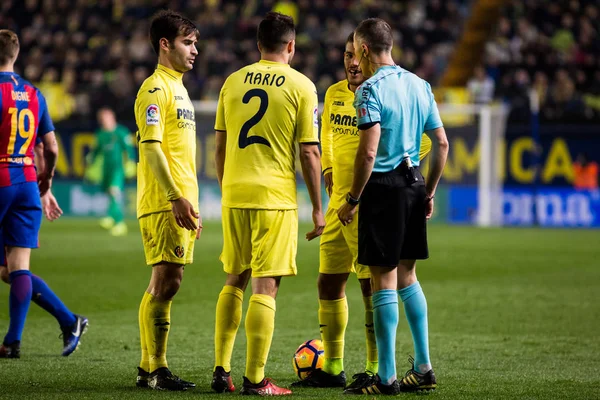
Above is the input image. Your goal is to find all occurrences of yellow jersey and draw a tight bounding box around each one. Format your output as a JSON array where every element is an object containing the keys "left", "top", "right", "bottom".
[
  {"left": 215, "top": 60, "right": 319, "bottom": 210},
  {"left": 321, "top": 79, "right": 432, "bottom": 209},
  {"left": 134, "top": 64, "right": 198, "bottom": 218}
]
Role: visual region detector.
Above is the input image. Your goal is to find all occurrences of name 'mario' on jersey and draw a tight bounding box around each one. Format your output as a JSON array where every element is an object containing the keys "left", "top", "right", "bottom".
[
  {"left": 214, "top": 60, "right": 319, "bottom": 210},
  {"left": 0, "top": 72, "right": 54, "bottom": 187}
]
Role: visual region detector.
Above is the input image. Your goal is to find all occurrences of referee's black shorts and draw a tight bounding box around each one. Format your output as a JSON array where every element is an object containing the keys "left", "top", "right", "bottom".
[{"left": 357, "top": 166, "right": 428, "bottom": 267}]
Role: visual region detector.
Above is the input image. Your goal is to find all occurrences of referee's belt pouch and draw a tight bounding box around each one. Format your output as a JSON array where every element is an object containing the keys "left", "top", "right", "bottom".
[
  {"left": 370, "top": 162, "right": 424, "bottom": 187},
  {"left": 398, "top": 160, "right": 419, "bottom": 186}
]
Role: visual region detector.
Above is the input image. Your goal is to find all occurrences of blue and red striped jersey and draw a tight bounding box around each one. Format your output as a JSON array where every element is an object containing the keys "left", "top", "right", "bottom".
[{"left": 0, "top": 72, "right": 54, "bottom": 187}]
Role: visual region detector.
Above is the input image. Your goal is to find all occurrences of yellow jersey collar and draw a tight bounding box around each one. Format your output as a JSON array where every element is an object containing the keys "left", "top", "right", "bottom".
[
  {"left": 156, "top": 64, "right": 184, "bottom": 82},
  {"left": 343, "top": 79, "right": 354, "bottom": 95},
  {"left": 258, "top": 60, "right": 290, "bottom": 68}
]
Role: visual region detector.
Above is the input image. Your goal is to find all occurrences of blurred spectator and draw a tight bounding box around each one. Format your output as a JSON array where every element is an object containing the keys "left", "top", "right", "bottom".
[
  {"left": 483, "top": 0, "right": 600, "bottom": 123},
  {"left": 573, "top": 153, "right": 598, "bottom": 190},
  {"left": 467, "top": 66, "right": 495, "bottom": 104}
]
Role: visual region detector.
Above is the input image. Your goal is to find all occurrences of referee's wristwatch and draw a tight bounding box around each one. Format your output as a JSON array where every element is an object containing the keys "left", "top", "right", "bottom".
[{"left": 346, "top": 192, "right": 360, "bottom": 206}]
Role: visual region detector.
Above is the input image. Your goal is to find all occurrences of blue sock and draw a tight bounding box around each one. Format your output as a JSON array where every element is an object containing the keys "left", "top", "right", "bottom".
[
  {"left": 372, "top": 289, "right": 398, "bottom": 385},
  {"left": 398, "top": 281, "right": 431, "bottom": 373},
  {"left": 31, "top": 274, "right": 76, "bottom": 327},
  {"left": 4, "top": 270, "right": 33, "bottom": 344}
]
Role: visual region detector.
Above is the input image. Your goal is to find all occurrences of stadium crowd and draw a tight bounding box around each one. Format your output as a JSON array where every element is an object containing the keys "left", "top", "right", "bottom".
[
  {"left": 483, "top": 0, "right": 600, "bottom": 122},
  {"left": 2, "top": 0, "right": 599, "bottom": 123},
  {"left": 2, "top": 0, "right": 464, "bottom": 121}
]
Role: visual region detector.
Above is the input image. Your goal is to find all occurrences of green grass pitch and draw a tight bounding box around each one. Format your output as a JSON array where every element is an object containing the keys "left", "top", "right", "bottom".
[{"left": 0, "top": 219, "right": 599, "bottom": 399}]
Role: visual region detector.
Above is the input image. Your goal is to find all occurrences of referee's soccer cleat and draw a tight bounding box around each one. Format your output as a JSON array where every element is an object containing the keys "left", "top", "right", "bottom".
[
  {"left": 0, "top": 341, "right": 20, "bottom": 358},
  {"left": 291, "top": 369, "right": 346, "bottom": 388},
  {"left": 211, "top": 366, "right": 235, "bottom": 393},
  {"left": 60, "top": 314, "right": 88, "bottom": 356},
  {"left": 399, "top": 357, "right": 437, "bottom": 392},
  {"left": 343, "top": 374, "right": 401, "bottom": 395},
  {"left": 240, "top": 376, "right": 292, "bottom": 396},
  {"left": 136, "top": 367, "right": 149, "bottom": 388},
  {"left": 148, "top": 367, "right": 195, "bottom": 391},
  {"left": 344, "top": 371, "right": 376, "bottom": 391}
]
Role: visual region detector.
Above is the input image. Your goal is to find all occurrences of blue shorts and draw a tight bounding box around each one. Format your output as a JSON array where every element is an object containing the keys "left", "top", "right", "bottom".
[{"left": 0, "top": 182, "right": 42, "bottom": 262}]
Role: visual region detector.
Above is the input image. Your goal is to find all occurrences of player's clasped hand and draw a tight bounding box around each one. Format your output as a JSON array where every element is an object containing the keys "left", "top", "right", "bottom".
[
  {"left": 337, "top": 202, "right": 357, "bottom": 226},
  {"left": 306, "top": 209, "right": 325, "bottom": 241},
  {"left": 170, "top": 197, "right": 199, "bottom": 231}
]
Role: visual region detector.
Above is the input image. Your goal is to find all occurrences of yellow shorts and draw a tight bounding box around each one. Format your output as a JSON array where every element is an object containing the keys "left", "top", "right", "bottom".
[
  {"left": 139, "top": 211, "right": 196, "bottom": 266},
  {"left": 319, "top": 206, "right": 370, "bottom": 279},
  {"left": 220, "top": 207, "right": 297, "bottom": 278}
]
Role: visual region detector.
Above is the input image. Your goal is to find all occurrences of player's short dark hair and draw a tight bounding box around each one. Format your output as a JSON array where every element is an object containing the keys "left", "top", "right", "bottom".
[
  {"left": 257, "top": 12, "right": 295, "bottom": 53},
  {"left": 354, "top": 18, "right": 393, "bottom": 54},
  {"left": 150, "top": 10, "right": 199, "bottom": 55},
  {"left": 0, "top": 29, "right": 19, "bottom": 65},
  {"left": 346, "top": 32, "right": 355, "bottom": 45}
]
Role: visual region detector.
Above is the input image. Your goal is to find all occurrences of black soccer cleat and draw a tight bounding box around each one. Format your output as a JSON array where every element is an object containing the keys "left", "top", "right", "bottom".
[
  {"left": 211, "top": 366, "right": 235, "bottom": 393},
  {"left": 136, "top": 367, "right": 149, "bottom": 388},
  {"left": 399, "top": 367, "right": 437, "bottom": 392},
  {"left": 0, "top": 341, "right": 20, "bottom": 359},
  {"left": 343, "top": 374, "right": 401, "bottom": 395},
  {"left": 344, "top": 371, "right": 376, "bottom": 391},
  {"left": 291, "top": 369, "right": 346, "bottom": 388},
  {"left": 148, "top": 367, "right": 195, "bottom": 391},
  {"left": 176, "top": 375, "right": 196, "bottom": 388},
  {"left": 60, "top": 314, "right": 88, "bottom": 356}
]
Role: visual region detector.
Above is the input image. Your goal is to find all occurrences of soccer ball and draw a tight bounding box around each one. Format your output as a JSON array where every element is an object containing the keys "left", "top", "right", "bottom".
[{"left": 292, "top": 339, "right": 324, "bottom": 380}]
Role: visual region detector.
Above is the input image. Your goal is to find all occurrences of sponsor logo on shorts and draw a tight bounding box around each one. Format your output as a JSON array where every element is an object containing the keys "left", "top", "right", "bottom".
[
  {"left": 146, "top": 104, "right": 159, "bottom": 125},
  {"left": 174, "top": 245, "right": 185, "bottom": 258}
]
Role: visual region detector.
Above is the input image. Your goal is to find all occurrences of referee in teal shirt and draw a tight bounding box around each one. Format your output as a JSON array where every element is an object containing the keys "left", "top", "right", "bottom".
[{"left": 338, "top": 18, "right": 449, "bottom": 395}]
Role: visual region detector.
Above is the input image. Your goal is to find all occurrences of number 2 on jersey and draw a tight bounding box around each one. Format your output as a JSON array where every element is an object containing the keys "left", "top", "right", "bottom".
[
  {"left": 239, "top": 89, "right": 271, "bottom": 149},
  {"left": 7, "top": 107, "right": 35, "bottom": 155}
]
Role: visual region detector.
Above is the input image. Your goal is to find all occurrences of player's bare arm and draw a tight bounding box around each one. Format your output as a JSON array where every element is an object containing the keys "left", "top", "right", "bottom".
[
  {"left": 338, "top": 123, "right": 380, "bottom": 226},
  {"left": 320, "top": 95, "right": 334, "bottom": 197},
  {"left": 141, "top": 140, "right": 199, "bottom": 231},
  {"left": 424, "top": 126, "right": 449, "bottom": 219},
  {"left": 299, "top": 143, "right": 325, "bottom": 240},
  {"left": 38, "top": 131, "right": 58, "bottom": 196},
  {"left": 215, "top": 130, "right": 226, "bottom": 190},
  {"left": 34, "top": 138, "right": 62, "bottom": 221}
]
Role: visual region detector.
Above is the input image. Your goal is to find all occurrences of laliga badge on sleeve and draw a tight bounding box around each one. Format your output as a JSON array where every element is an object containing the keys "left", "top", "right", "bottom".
[{"left": 146, "top": 104, "right": 159, "bottom": 126}]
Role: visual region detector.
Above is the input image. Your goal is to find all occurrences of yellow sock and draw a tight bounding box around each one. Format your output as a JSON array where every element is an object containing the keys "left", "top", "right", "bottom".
[
  {"left": 319, "top": 297, "right": 348, "bottom": 375},
  {"left": 363, "top": 295, "right": 378, "bottom": 374},
  {"left": 245, "top": 294, "right": 276, "bottom": 384},
  {"left": 214, "top": 285, "right": 244, "bottom": 372},
  {"left": 144, "top": 293, "right": 172, "bottom": 373},
  {"left": 139, "top": 292, "right": 151, "bottom": 372}
]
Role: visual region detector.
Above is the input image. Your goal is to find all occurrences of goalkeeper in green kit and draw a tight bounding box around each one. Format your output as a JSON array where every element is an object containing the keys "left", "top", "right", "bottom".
[{"left": 87, "top": 107, "right": 136, "bottom": 236}]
